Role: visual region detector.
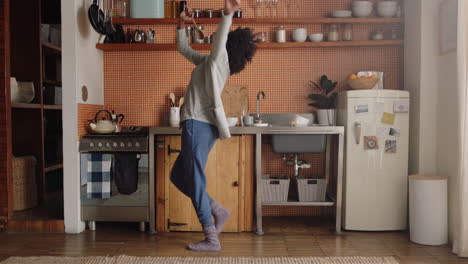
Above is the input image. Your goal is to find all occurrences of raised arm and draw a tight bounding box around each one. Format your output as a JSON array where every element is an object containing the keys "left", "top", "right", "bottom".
[
  {"left": 209, "top": 0, "right": 239, "bottom": 61},
  {"left": 177, "top": 10, "right": 207, "bottom": 65}
]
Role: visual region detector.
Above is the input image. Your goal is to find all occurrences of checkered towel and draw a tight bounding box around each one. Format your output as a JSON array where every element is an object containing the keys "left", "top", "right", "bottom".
[{"left": 87, "top": 154, "right": 112, "bottom": 199}]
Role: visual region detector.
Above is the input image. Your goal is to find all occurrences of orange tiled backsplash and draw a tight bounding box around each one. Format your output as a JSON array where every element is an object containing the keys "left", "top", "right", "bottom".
[{"left": 79, "top": 0, "right": 404, "bottom": 216}]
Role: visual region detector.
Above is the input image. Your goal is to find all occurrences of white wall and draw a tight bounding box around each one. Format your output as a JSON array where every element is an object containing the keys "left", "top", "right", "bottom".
[
  {"left": 405, "top": 0, "right": 439, "bottom": 175},
  {"left": 62, "top": 0, "right": 104, "bottom": 233},
  {"left": 405, "top": 0, "right": 461, "bottom": 241}
]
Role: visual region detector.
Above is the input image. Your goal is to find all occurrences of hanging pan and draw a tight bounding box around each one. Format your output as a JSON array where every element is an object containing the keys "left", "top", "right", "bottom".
[{"left": 88, "top": 0, "right": 106, "bottom": 35}]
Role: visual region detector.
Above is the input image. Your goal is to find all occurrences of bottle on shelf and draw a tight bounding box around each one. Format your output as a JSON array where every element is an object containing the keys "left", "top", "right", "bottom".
[
  {"left": 343, "top": 24, "right": 353, "bottom": 41},
  {"left": 118, "top": 0, "right": 128, "bottom": 18},
  {"left": 171, "top": 0, "right": 179, "bottom": 18},
  {"left": 276, "top": 26, "right": 286, "bottom": 43},
  {"left": 327, "top": 24, "right": 340, "bottom": 42}
]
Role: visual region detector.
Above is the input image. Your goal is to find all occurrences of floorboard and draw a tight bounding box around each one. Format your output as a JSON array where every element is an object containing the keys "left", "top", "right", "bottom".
[{"left": 0, "top": 217, "right": 464, "bottom": 264}]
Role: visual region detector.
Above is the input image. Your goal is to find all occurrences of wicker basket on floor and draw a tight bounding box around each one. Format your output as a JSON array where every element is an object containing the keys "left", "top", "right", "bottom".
[{"left": 13, "top": 155, "right": 38, "bottom": 211}]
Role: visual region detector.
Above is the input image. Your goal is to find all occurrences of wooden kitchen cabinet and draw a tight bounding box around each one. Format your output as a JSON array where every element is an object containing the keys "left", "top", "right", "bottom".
[{"left": 156, "top": 135, "right": 254, "bottom": 232}]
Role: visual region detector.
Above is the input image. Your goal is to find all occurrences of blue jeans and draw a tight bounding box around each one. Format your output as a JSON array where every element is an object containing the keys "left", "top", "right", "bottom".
[{"left": 170, "top": 119, "right": 218, "bottom": 228}]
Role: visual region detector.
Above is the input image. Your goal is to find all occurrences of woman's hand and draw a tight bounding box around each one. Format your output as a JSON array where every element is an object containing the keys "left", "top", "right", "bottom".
[
  {"left": 178, "top": 9, "right": 193, "bottom": 29},
  {"left": 179, "top": 8, "right": 193, "bottom": 23},
  {"left": 224, "top": 0, "right": 240, "bottom": 15}
]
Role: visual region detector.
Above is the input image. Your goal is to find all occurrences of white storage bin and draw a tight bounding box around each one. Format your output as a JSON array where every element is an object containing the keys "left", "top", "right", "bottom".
[
  {"left": 262, "top": 175, "right": 290, "bottom": 202},
  {"left": 131, "top": 0, "right": 164, "bottom": 18},
  {"left": 297, "top": 178, "right": 327, "bottom": 202},
  {"left": 409, "top": 175, "right": 448, "bottom": 245}
]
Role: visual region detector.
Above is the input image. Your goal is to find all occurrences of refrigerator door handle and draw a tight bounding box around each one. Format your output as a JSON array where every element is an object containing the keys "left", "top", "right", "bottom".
[{"left": 354, "top": 122, "right": 361, "bottom": 144}]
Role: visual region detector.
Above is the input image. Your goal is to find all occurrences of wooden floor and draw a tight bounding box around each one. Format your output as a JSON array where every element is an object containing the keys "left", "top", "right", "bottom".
[{"left": 0, "top": 217, "right": 465, "bottom": 264}]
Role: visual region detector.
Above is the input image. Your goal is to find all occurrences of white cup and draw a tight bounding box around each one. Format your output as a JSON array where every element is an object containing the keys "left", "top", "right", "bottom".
[
  {"left": 169, "top": 107, "right": 180, "bottom": 127},
  {"left": 243, "top": 116, "right": 254, "bottom": 126}
]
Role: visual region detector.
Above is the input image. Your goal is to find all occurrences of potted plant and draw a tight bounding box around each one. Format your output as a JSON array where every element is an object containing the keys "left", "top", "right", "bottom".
[{"left": 308, "top": 75, "right": 338, "bottom": 126}]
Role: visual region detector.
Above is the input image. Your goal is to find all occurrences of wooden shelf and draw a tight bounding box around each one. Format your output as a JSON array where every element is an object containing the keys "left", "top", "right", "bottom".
[
  {"left": 43, "top": 80, "right": 62, "bottom": 86},
  {"left": 41, "top": 42, "right": 62, "bottom": 55},
  {"left": 44, "top": 163, "right": 63, "bottom": 173},
  {"left": 96, "top": 40, "right": 403, "bottom": 51},
  {"left": 11, "top": 103, "right": 42, "bottom": 109},
  {"left": 113, "top": 17, "right": 404, "bottom": 25},
  {"left": 43, "top": 105, "right": 62, "bottom": 110}
]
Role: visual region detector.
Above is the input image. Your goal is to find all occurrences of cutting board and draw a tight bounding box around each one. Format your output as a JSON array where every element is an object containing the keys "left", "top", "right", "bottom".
[{"left": 221, "top": 85, "right": 249, "bottom": 118}]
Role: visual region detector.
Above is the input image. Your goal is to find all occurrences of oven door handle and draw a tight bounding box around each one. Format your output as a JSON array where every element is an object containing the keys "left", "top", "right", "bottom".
[{"left": 168, "top": 145, "right": 181, "bottom": 155}]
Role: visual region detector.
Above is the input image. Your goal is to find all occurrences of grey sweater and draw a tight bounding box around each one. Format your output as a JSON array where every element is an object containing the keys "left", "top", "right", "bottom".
[{"left": 176, "top": 14, "right": 233, "bottom": 140}]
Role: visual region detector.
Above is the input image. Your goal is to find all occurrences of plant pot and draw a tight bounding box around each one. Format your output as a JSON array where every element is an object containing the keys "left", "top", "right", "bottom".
[{"left": 316, "top": 109, "right": 336, "bottom": 126}]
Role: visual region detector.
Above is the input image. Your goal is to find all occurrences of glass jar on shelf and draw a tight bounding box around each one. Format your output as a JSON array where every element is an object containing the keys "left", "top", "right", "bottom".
[
  {"left": 343, "top": 24, "right": 353, "bottom": 41},
  {"left": 276, "top": 25, "right": 286, "bottom": 43},
  {"left": 327, "top": 24, "right": 340, "bottom": 42},
  {"left": 118, "top": 0, "right": 128, "bottom": 18}
]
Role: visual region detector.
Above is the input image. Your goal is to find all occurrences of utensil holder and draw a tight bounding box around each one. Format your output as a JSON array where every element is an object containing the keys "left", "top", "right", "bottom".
[{"left": 169, "top": 107, "right": 180, "bottom": 127}]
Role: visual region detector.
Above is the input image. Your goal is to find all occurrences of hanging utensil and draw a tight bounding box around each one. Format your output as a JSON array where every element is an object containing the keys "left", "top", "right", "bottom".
[{"left": 191, "top": 18, "right": 205, "bottom": 39}]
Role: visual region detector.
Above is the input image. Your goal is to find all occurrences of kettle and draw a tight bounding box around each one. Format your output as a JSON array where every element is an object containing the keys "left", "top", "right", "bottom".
[{"left": 88, "top": 110, "right": 116, "bottom": 134}]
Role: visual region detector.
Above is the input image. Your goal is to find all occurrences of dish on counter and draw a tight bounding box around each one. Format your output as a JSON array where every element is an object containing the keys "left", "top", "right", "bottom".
[{"left": 253, "top": 123, "right": 270, "bottom": 127}]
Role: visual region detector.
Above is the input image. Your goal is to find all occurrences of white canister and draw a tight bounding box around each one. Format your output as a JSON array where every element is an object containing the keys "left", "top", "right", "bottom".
[
  {"left": 169, "top": 107, "right": 180, "bottom": 127},
  {"left": 276, "top": 26, "right": 286, "bottom": 43}
]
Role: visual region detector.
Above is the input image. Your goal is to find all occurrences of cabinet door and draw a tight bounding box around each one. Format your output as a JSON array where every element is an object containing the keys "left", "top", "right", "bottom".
[
  {"left": 156, "top": 135, "right": 254, "bottom": 233},
  {"left": 161, "top": 136, "right": 241, "bottom": 232}
]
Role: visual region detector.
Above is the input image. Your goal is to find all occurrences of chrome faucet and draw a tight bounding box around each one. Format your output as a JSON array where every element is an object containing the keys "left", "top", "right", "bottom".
[{"left": 255, "top": 91, "right": 266, "bottom": 121}]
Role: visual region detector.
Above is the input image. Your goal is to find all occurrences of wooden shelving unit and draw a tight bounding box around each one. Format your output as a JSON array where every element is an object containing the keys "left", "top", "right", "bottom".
[
  {"left": 43, "top": 80, "right": 62, "bottom": 86},
  {"left": 44, "top": 163, "right": 63, "bottom": 173},
  {"left": 5, "top": 0, "right": 64, "bottom": 232},
  {"left": 43, "top": 105, "right": 62, "bottom": 110},
  {"left": 96, "top": 40, "right": 403, "bottom": 52},
  {"left": 11, "top": 103, "right": 43, "bottom": 109},
  {"left": 113, "top": 17, "right": 404, "bottom": 25},
  {"left": 41, "top": 42, "right": 62, "bottom": 55}
]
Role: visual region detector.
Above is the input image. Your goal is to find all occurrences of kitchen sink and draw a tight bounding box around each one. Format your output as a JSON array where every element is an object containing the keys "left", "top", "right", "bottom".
[{"left": 258, "top": 113, "right": 327, "bottom": 154}]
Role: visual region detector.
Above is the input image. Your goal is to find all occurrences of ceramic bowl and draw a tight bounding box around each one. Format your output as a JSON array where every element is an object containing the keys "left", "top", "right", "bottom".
[
  {"left": 292, "top": 28, "right": 307, "bottom": 42},
  {"left": 309, "top": 33, "right": 324, "bottom": 42},
  {"left": 377, "top": 1, "right": 397, "bottom": 17},
  {"left": 352, "top": 1, "right": 373, "bottom": 17},
  {"left": 331, "top": 10, "right": 352, "bottom": 18},
  {"left": 227, "top": 117, "right": 238, "bottom": 127},
  {"left": 352, "top": 6, "right": 372, "bottom": 17}
]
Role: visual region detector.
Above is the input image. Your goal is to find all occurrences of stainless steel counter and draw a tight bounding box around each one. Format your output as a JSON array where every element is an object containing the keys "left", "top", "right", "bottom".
[
  {"left": 150, "top": 126, "right": 344, "bottom": 135},
  {"left": 149, "top": 125, "right": 345, "bottom": 235}
]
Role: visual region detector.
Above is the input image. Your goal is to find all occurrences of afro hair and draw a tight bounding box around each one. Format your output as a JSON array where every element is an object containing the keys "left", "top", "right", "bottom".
[{"left": 226, "top": 27, "right": 257, "bottom": 75}]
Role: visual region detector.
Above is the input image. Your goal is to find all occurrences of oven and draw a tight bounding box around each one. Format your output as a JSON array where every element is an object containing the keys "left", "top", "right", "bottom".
[{"left": 78, "top": 127, "right": 154, "bottom": 233}]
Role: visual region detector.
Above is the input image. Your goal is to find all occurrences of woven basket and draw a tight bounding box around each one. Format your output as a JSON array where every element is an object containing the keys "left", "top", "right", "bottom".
[
  {"left": 13, "top": 156, "right": 38, "bottom": 211},
  {"left": 297, "top": 178, "right": 328, "bottom": 202},
  {"left": 261, "top": 175, "right": 290, "bottom": 203},
  {"left": 348, "top": 78, "right": 380, "bottom": 90}
]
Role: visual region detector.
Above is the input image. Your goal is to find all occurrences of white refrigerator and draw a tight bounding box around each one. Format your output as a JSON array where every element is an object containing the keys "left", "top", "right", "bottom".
[{"left": 337, "top": 90, "right": 410, "bottom": 231}]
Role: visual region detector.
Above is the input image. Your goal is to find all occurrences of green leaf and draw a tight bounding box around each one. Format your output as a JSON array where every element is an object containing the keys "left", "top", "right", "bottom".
[
  {"left": 311, "top": 81, "right": 321, "bottom": 90},
  {"left": 308, "top": 94, "right": 327, "bottom": 101},
  {"left": 326, "top": 82, "right": 338, "bottom": 95}
]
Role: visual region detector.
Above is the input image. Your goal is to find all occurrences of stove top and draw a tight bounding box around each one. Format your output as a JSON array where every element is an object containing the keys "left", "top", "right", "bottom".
[
  {"left": 87, "top": 126, "right": 149, "bottom": 136},
  {"left": 79, "top": 127, "right": 149, "bottom": 153}
]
